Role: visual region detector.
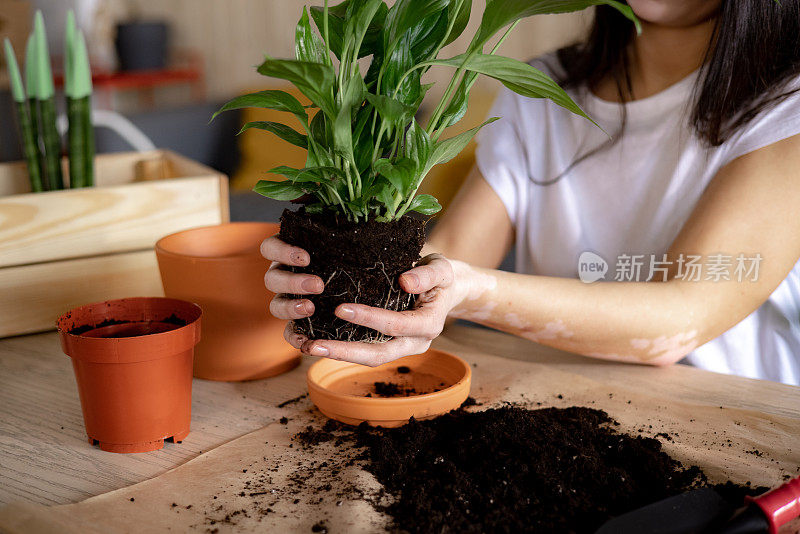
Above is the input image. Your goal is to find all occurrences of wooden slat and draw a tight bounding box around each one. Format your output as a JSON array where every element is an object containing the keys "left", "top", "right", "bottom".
[
  {"left": 0, "top": 250, "right": 164, "bottom": 337},
  {"left": 0, "top": 152, "right": 227, "bottom": 268}
]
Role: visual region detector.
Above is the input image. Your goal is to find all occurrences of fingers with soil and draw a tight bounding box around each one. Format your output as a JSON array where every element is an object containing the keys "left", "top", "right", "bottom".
[
  {"left": 260, "top": 236, "right": 310, "bottom": 266},
  {"left": 265, "top": 264, "right": 324, "bottom": 294},
  {"left": 334, "top": 304, "right": 443, "bottom": 339},
  {"left": 400, "top": 254, "right": 454, "bottom": 294},
  {"left": 283, "top": 322, "right": 308, "bottom": 349},
  {"left": 270, "top": 296, "right": 315, "bottom": 320},
  {"left": 301, "top": 336, "right": 430, "bottom": 366}
]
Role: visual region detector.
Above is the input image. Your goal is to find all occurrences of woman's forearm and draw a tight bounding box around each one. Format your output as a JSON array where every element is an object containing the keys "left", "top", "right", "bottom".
[{"left": 447, "top": 261, "right": 748, "bottom": 365}]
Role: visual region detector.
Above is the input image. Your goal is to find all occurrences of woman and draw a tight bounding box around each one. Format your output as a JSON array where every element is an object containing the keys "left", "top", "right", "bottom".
[{"left": 262, "top": 1, "right": 800, "bottom": 384}]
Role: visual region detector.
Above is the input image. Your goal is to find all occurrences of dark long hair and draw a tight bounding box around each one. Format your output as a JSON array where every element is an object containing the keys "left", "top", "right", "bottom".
[{"left": 558, "top": 1, "right": 800, "bottom": 147}]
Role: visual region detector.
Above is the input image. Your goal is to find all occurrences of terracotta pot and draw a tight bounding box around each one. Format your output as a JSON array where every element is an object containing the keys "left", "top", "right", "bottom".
[
  {"left": 56, "top": 297, "right": 201, "bottom": 453},
  {"left": 307, "top": 349, "right": 471, "bottom": 427},
  {"left": 156, "top": 222, "right": 299, "bottom": 381}
]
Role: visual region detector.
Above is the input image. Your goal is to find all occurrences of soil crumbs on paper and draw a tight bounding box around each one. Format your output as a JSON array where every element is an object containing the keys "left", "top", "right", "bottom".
[{"left": 194, "top": 403, "right": 766, "bottom": 533}]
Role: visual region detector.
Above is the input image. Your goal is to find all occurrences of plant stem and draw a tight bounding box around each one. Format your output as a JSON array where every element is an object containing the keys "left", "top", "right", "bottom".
[
  {"left": 429, "top": 20, "right": 520, "bottom": 142},
  {"left": 322, "top": 0, "right": 331, "bottom": 65}
]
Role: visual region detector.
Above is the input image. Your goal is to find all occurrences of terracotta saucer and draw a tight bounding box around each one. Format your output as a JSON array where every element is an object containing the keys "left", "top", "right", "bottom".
[{"left": 307, "top": 349, "right": 471, "bottom": 427}]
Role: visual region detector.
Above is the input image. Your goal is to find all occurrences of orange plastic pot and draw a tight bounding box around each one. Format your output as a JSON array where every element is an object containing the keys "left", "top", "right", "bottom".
[
  {"left": 307, "top": 349, "right": 472, "bottom": 427},
  {"left": 56, "top": 297, "right": 201, "bottom": 453},
  {"left": 155, "top": 222, "right": 299, "bottom": 381}
]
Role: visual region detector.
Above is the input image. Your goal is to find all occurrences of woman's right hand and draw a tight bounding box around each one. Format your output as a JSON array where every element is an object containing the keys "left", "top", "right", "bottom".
[{"left": 260, "top": 235, "right": 324, "bottom": 349}]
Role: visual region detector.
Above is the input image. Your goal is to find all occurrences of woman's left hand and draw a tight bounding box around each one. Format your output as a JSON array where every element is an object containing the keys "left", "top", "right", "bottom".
[{"left": 295, "top": 254, "right": 460, "bottom": 366}]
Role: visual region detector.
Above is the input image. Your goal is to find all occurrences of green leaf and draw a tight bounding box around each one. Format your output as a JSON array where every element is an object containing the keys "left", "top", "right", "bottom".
[
  {"left": 365, "top": 93, "right": 416, "bottom": 127},
  {"left": 383, "top": 0, "right": 448, "bottom": 59},
  {"left": 257, "top": 56, "right": 336, "bottom": 118},
  {"left": 238, "top": 121, "right": 308, "bottom": 149},
  {"left": 253, "top": 180, "right": 311, "bottom": 201},
  {"left": 407, "top": 194, "right": 442, "bottom": 215},
  {"left": 437, "top": 76, "right": 473, "bottom": 130},
  {"left": 310, "top": 0, "right": 387, "bottom": 60},
  {"left": 352, "top": 105, "right": 375, "bottom": 173},
  {"left": 470, "top": 0, "right": 640, "bottom": 53},
  {"left": 32, "top": 10, "right": 54, "bottom": 100},
  {"left": 4, "top": 39, "right": 25, "bottom": 103},
  {"left": 304, "top": 203, "right": 326, "bottom": 214},
  {"left": 379, "top": 36, "right": 420, "bottom": 103},
  {"left": 405, "top": 119, "right": 432, "bottom": 170},
  {"left": 211, "top": 90, "right": 308, "bottom": 123},
  {"left": 309, "top": 110, "right": 331, "bottom": 147},
  {"left": 409, "top": 8, "right": 449, "bottom": 63},
  {"left": 443, "top": 0, "right": 472, "bottom": 46},
  {"left": 333, "top": 74, "right": 366, "bottom": 156},
  {"left": 344, "top": 0, "right": 386, "bottom": 58},
  {"left": 296, "top": 6, "right": 327, "bottom": 64},
  {"left": 267, "top": 165, "right": 345, "bottom": 183},
  {"left": 374, "top": 157, "right": 417, "bottom": 195},
  {"left": 423, "top": 117, "right": 498, "bottom": 176},
  {"left": 376, "top": 182, "right": 398, "bottom": 217},
  {"left": 428, "top": 54, "right": 595, "bottom": 127}
]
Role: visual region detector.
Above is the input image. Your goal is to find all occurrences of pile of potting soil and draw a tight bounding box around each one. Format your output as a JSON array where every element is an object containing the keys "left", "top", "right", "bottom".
[{"left": 351, "top": 405, "right": 762, "bottom": 534}]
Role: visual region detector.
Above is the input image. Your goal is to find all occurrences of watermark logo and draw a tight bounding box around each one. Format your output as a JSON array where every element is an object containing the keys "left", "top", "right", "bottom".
[
  {"left": 578, "top": 252, "right": 762, "bottom": 283},
  {"left": 578, "top": 251, "right": 608, "bottom": 283}
]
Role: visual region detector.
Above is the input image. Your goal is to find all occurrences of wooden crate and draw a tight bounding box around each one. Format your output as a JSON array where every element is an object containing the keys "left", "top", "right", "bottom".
[{"left": 0, "top": 150, "right": 229, "bottom": 337}]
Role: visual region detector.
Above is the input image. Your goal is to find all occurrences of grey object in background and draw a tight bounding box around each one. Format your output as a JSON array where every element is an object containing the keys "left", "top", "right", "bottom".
[{"left": 115, "top": 21, "right": 168, "bottom": 71}]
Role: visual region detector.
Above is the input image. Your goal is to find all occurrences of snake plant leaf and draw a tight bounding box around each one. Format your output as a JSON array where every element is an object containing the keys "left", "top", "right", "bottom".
[
  {"left": 407, "top": 193, "right": 442, "bottom": 215},
  {"left": 64, "top": 10, "right": 76, "bottom": 96},
  {"left": 3, "top": 39, "right": 25, "bottom": 103},
  {"left": 70, "top": 31, "right": 92, "bottom": 98},
  {"left": 470, "top": 0, "right": 640, "bottom": 53},
  {"left": 253, "top": 179, "right": 315, "bottom": 200},
  {"left": 32, "top": 10, "right": 54, "bottom": 100},
  {"left": 24, "top": 34, "right": 36, "bottom": 98},
  {"left": 422, "top": 117, "right": 498, "bottom": 177},
  {"left": 257, "top": 56, "right": 336, "bottom": 118},
  {"left": 296, "top": 6, "right": 327, "bottom": 64},
  {"left": 428, "top": 54, "right": 596, "bottom": 127},
  {"left": 238, "top": 121, "right": 308, "bottom": 149},
  {"left": 211, "top": 89, "right": 309, "bottom": 123}
]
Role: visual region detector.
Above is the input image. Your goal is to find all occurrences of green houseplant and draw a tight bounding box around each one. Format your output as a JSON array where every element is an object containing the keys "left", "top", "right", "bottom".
[{"left": 215, "top": 0, "right": 639, "bottom": 342}]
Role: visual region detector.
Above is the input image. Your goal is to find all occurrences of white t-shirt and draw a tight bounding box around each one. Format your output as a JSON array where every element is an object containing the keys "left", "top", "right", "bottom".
[{"left": 475, "top": 55, "right": 800, "bottom": 385}]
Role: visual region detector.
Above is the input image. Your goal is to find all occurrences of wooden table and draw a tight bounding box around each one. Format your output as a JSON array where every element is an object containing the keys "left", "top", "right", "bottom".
[{"left": 1, "top": 323, "right": 799, "bottom": 510}]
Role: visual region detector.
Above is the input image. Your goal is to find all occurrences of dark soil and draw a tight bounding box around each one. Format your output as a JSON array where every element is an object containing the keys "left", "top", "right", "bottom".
[
  {"left": 69, "top": 318, "right": 126, "bottom": 335},
  {"left": 69, "top": 316, "right": 187, "bottom": 337},
  {"left": 352, "top": 406, "right": 767, "bottom": 534},
  {"left": 276, "top": 393, "right": 308, "bottom": 408},
  {"left": 279, "top": 208, "right": 425, "bottom": 343},
  {"left": 373, "top": 381, "right": 418, "bottom": 397}
]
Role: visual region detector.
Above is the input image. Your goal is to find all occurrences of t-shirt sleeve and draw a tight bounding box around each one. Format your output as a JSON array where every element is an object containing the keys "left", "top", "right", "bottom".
[
  {"left": 721, "top": 80, "right": 800, "bottom": 165},
  {"left": 474, "top": 88, "right": 529, "bottom": 228}
]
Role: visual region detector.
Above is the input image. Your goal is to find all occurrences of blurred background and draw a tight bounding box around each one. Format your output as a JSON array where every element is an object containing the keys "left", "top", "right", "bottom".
[{"left": 0, "top": 0, "right": 590, "bottom": 221}]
